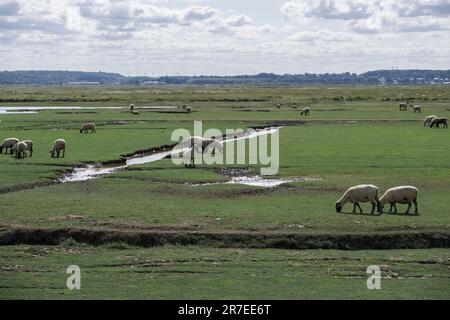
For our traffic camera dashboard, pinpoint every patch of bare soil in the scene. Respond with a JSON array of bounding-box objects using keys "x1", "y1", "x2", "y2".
[{"x1": 0, "y1": 225, "x2": 449, "y2": 250}]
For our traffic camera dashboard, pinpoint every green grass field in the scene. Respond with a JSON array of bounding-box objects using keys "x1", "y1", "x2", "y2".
[{"x1": 1, "y1": 85, "x2": 449, "y2": 299}]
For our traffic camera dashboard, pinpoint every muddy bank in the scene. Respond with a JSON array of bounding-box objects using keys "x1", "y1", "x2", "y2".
[
  {"x1": 0, "y1": 225, "x2": 449, "y2": 250},
  {"x1": 256, "y1": 119, "x2": 421, "y2": 127}
]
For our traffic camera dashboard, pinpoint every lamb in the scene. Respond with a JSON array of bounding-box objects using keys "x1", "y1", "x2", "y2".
[
  {"x1": 379, "y1": 186, "x2": 418, "y2": 215},
  {"x1": 13, "y1": 141, "x2": 30, "y2": 159},
  {"x1": 300, "y1": 107, "x2": 310, "y2": 116},
  {"x1": 412, "y1": 105, "x2": 421, "y2": 113},
  {"x1": 80, "y1": 123, "x2": 96, "y2": 133},
  {"x1": 430, "y1": 117, "x2": 448, "y2": 128},
  {"x1": 50, "y1": 139, "x2": 66, "y2": 158},
  {"x1": 423, "y1": 115, "x2": 437, "y2": 126},
  {"x1": 0, "y1": 138, "x2": 19, "y2": 154},
  {"x1": 11, "y1": 140, "x2": 33, "y2": 157},
  {"x1": 335, "y1": 184, "x2": 381, "y2": 214}
]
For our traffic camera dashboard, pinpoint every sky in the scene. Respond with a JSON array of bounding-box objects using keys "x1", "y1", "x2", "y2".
[{"x1": 0, "y1": 0, "x2": 449, "y2": 75}]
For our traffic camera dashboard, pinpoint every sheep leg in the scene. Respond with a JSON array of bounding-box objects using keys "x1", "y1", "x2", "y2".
[
  {"x1": 393, "y1": 203, "x2": 397, "y2": 214},
  {"x1": 405, "y1": 202, "x2": 412, "y2": 214},
  {"x1": 389, "y1": 203, "x2": 394, "y2": 214},
  {"x1": 352, "y1": 203, "x2": 357, "y2": 213},
  {"x1": 62, "y1": 149, "x2": 65, "y2": 158},
  {"x1": 370, "y1": 201, "x2": 376, "y2": 214},
  {"x1": 356, "y1": 203, "x2": 363, "y2": 214},
  {"x1": 413, "y1": 199, "x2": 418, "y2": 214}
]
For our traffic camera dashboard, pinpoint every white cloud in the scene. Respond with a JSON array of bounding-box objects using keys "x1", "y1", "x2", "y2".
[
  {"x1": 282, "y1": 0, "x2": 450, "y2": 33},
  {"x1": 288, "y1": 30, "x2": 356, "y2": 42},
  {"x1": 1, "y1": 0, "x2": 450, "y2": 75}
]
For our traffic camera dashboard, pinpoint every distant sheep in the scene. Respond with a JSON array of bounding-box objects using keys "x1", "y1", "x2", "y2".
[
  {"x1": 423, "y1": 115, "x2": 437, "y2": 126},
  {"x1": 50, "y1": 139, "x2": 66, "y2": 158},
  {"x1": 276, "y1": 104, "x2": 281, "y2": 109},
  {"x1": 181, "y1": 136, "x2": 224, "y2": 155},
  {"x1": 412, "y1": 105, "x2": 421, "y2": 113},
  {"x1": 185, "y1": 106, "x2": 192, "y2": 113},
  {"x1": 0, "y1": 138, "x2": 19, "y2": 154},
  {"x1": 13, "y1": 141, "x2": 30, "y2": 159},
  {"x1": 335, "y1": 184, "x2": 381, "y2": 214},
  {"x1": 300, "y1": 107, "x2": 310, "y2": 116},
  {"x1": 430, "y1": 117, "x2": 448, "y2": 128},
  {"x1": 11, "y1": 140, "x2": 33, "y2": 157},
  {"x1": 129, "y1": 104, "x2": 135, "y2": 111},
  {"x1": 80, "y1": 123, "x2": 96, "y2": 133},
  {"x1": 379, "y1": 186, "x2": 418, "y2": 214}
]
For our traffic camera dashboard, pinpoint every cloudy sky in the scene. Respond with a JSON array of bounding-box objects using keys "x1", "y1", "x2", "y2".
[{"x1": 0, "y1": 0, "x2": 449, "y2": 75}]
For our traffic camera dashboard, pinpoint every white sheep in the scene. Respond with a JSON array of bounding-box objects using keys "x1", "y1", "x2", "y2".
[
  {"x1": 11, "y1": 140, "x2": 33, "y2": 157},
  {"x1": 335, "y1": 184, "x2": 381, "y2": 214},
  {"x1": 379, "y1": 186, "x2": 418, "y2": 214},
  {"x1": 430, "y1": 117, "x2": 448, "y2": 128},
  {"x1": 184, "y1": 136, "x2": 224, "y2": 154},
  {"x1": 300, "y1": 107, "x2": 310, "y2": 116},
  {"x1": 13, "y1": 141, "x2": 30, "y2": 159},
  {"x1": 80, "y1": 123, "x2": 96, "y2": 133},
  {"x1": 412, "y1": 105, "x2": 421, "y2": 113},
  {"x1": 50, "y1": 139, "x2": 66, "y2": 158},
  {"x1": 423, "y1": 115, "x2": 437, "y2": 126},
  {"x1": 0, "y1": 138, "x2": 19, "y2": 154}
]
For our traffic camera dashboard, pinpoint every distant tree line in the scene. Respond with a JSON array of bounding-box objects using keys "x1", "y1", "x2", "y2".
[{"x1": 0, "y1": 69, "x2": 449, "y2": 85}]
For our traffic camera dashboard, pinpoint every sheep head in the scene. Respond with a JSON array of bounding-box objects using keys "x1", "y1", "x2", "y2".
[{"x1": 335, "y1": 202, "x2": 343, "y2": 213}]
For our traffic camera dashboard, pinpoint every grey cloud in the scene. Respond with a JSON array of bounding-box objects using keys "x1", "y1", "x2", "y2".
[{"x1": 0, "y1": 1, "x2": 19, "y2": 16}]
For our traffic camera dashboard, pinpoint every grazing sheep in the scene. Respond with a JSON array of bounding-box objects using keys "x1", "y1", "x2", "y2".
[
  {"x1": 13, "y1": 141, "x2": 30, "y2": 159},
  {"x1": 335, "y1": 184, "x2": 381, "y2": 214},
  {"x1": 300, "y1": 107, "x2": 310, "y2": 116},
  {"x1": 0, "y1": 138, "x2": 19, "y2": 154},
  {"x1": 185, "y1": 106, "x2": 192, "y2": 113},
  {"x1": 80, "y1": 123, "x2": 96, "y2": 133},
  {"x1": 181, "y1": 104, "x2": 188, "y2": 110},
  {"x1": 399, "y1": 102, "x2": 408, "y2": 111},
  {"x1": 50, "y1": 139, "x2": 66, "y2": 158},
  {"x1": 181, "y1": 136, "x2": 224, "y2": 156},
  {"x1": 412, "y1": 105, "x2": 421, "y2": 113},
  {"x1": 11, "y1": 140, "x2": 33, "y2": 157},
  {"x1": 292, "y1": 104, "x2": 298, "y2": 109},
  {"x1": 430, "y1": 117, "x2": 448, "y2": 128},
  {"x1": 379, "y1": 186, "x2": 418, "y2": 214},
  {"x1": 423, "y1": 115, "x2": 437, "y2": 126}
]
